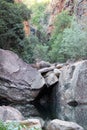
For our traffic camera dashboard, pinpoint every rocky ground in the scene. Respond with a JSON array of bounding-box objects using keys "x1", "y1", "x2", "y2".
[{"x1": 0, "y1": 49, "x2": 87, "y2": 130}]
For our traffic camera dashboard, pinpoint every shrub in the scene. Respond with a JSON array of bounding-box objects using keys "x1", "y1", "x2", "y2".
[
  {"x1": 33, "y1": 44, "x2": 49, "y2": 61},
  {"x1": 0, "y1": 0, "x2": 31, "y2": 51},
  {"x1": 0, "y1": 121, "x2": 42, "y2": 130},
  {"x1": 48, "y1": 11, "x2": 72, "y2": 62},
  {"x1": 59, "y1": 21, "x2": 87, "y2": 61}
]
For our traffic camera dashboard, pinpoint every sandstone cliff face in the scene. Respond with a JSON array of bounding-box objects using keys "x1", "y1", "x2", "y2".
[
  {"x1": 47, "y1": 0, "x2": 87, "y2": 34},
  {"x1": 23, "y1": 21, "x2": 30, "y2": 36},
  {"x1": 47, "y1": 0, "x2": 74, "y2": 34}
]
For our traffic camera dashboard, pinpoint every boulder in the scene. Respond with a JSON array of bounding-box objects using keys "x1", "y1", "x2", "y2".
[
  {"x1": 39, "y1": 66, "x2": 55, "y2": 74},
  {"x1": 53, "y1": 69, "x2": 61, "y2": 77},
  {"x1": 0, "y1": 106, "x2": 23, "y2": 121},
  {"x1": 45, "y1": 72, "x2": 58, "y2": 87},
  {"x1": 19, "y1": 119, "x2": 41, "y2": 129},
  {"x1": 47, "y1": 119, "x2": 84, "y2": 130},
  {"x1": 59, "y1": 60, "x2": 87, "y2": 105},
  {"x1": 0, "y1": 49, "x2": 45, "y2": 103},
  {"x1": 56, "y1": 63, "x2": 64, "y2": 69},
  {"x1": 32, "y1": 60, "x2": 51, "y2": 69}
]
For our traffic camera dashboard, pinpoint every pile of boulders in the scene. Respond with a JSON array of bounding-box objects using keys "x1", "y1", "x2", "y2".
[
  {"x1": 0, "y1": 105, "x2": 84, "y2": 130},
  {"x1": 35, "y1": 60, "x2": 63, "y2": 87},
  {"x1": 0, "y1": 49, "x2": 86, "y2": 130}
]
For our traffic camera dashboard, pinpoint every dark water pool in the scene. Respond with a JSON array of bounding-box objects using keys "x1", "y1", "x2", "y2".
[{"x1": 11, "y1": 101, "x2": 87, "y2": 130}]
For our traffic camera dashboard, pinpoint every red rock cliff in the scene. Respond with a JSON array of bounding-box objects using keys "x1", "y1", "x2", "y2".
[{"x1": 47, "y1": 0, "x2": 87, "y2": 34}]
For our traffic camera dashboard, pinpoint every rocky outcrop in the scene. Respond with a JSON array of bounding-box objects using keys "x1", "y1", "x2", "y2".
[
  {"x1": 47, "y1": 119, "x2": 84, "y2": 130},
  {"x1": 0, "y1": 49, "x2": 45, "y2": 103},
  {"x1": 47, "y1": 0, "x2": 74, "y2": 34},
  {"x1": 75, "y1": 0, "x2": 87, "y2": 28},
  {"x1": 58, "y1": 60, "x2": 87, "y2": 105},
  {"x1": 38, "y1": 64, "x2": 61, "y2": 87},
  {"x1": 0, "y1": 106, "x2": 23, "y2": 121},
  {"x1": 23, "y1": 21, "x2": 30, "y2": 36},
  {"x1": 47, "y1": 0, "x2": 87, "y2": 34}
]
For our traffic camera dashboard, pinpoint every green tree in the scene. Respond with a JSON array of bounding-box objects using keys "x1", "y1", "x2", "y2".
[
  {"x1": 33, "y1": 44, "x2": 49, "y2": 61},
  {"x1": 48, "y1": 11, "x2": 72, "y2": 62},
  {"x1": 21, "y1": 35, "x2": 40, "y2": 63},
  {"x1": 0, "y1": 0, "x2": 31, "y2": 53},
  {"x1": 59, "y1": 21, "x2": 87, "y2": 61}
]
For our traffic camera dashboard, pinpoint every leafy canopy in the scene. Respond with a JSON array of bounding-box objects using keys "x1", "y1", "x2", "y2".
[{"x1": 0, "y1": 0, "x2": 31, "y2": 53}]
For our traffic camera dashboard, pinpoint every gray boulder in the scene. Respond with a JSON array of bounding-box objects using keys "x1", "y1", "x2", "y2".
[
  {"x1": 0, "y1": 49, "x2": 45, "y2": 103},
  {"x1": 59, "y1": 60, "x2": 87, "y2": 105},
  {"x1": 0, "y1": 106, "x2": 23, "y2": 121},
  {"x1": 47, "y1": 119, "x2": 84, "y2": 130},
  {"x1": 45, "y1": 71, "x2": 58, "y2": 87}
]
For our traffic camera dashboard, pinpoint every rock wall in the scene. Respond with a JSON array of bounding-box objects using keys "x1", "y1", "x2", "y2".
[
  {"x1": 47, "y1": 0, "x2": 87, "y2": 34},
  {"x1": 58, "y1": 60, "x2": 87, "y2": 105},
  {"x1": 75, "y1": 0, "x2": 87, "y2": 28}
]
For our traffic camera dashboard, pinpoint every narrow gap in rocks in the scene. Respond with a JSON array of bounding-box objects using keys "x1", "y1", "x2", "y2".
[
  {"x1": 0, "y1": 97, "x2": 12, "y2": 106},
  {"x1": 32, "y1": 84, "x2": 58, "y2": 120}
]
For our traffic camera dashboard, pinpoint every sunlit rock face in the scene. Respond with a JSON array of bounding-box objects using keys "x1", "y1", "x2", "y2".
[
  {"x1": 0, "y1": 49, "x2": 45, "y2": 103},
  {"x1": 23, "y1": 21, "x2": 30, "y2": 36},
  {"x1": 47, "y1": 0, "x2": 87, "y2": 34},
  {"x1": 47, "y1": 0, "x2": 74, "y2": 34}
]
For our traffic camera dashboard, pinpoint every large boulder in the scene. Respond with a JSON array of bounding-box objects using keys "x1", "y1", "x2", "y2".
[
  {"x1": 58, "y1": 60, "x2": 87, "y2": 105},
  {"x1": 0, "y1": 106, "x2": 23, "y2": 121},
  {"x1": 47, "y1": 119, "x2": 84, "y2": 130},
  {"x1": 0, "y1": 49, "x2": 45, "y2": 103}
]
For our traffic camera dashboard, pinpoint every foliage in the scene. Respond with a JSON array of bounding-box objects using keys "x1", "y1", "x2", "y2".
[
  {"x1": 17, "y1": 3, "x2": 31, "y2": 20},
  {"x1": 0, "y1": 121, "x2": 42, "y2": 130},
  {"x1": 30, "y1": 1, "x2": 49, "y2": 31},
  {"x1": 4, "y1": 0, "x2": 14, "y2": 3},
  {"x1": 48, "y1": 11, "x2": 72, "y2": 62},
  {"x1": 20, "y1": 35, "x2": 40, "y2": 63},
  {"x1": 33, "y1": 44, "x2": 49, "y2": 61},
  {"x1": 59, "y1": 21, "x2": 87, "y2": 61},
  {"x1": 49, "y1": 15, "x2": 87, "y2": 62},
  {"x1": 0, "y1": 121, "x2": 26, "y2": 130},
  {"x1": 0, "y1": 0, "x2": 31, "y2": 52}
]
